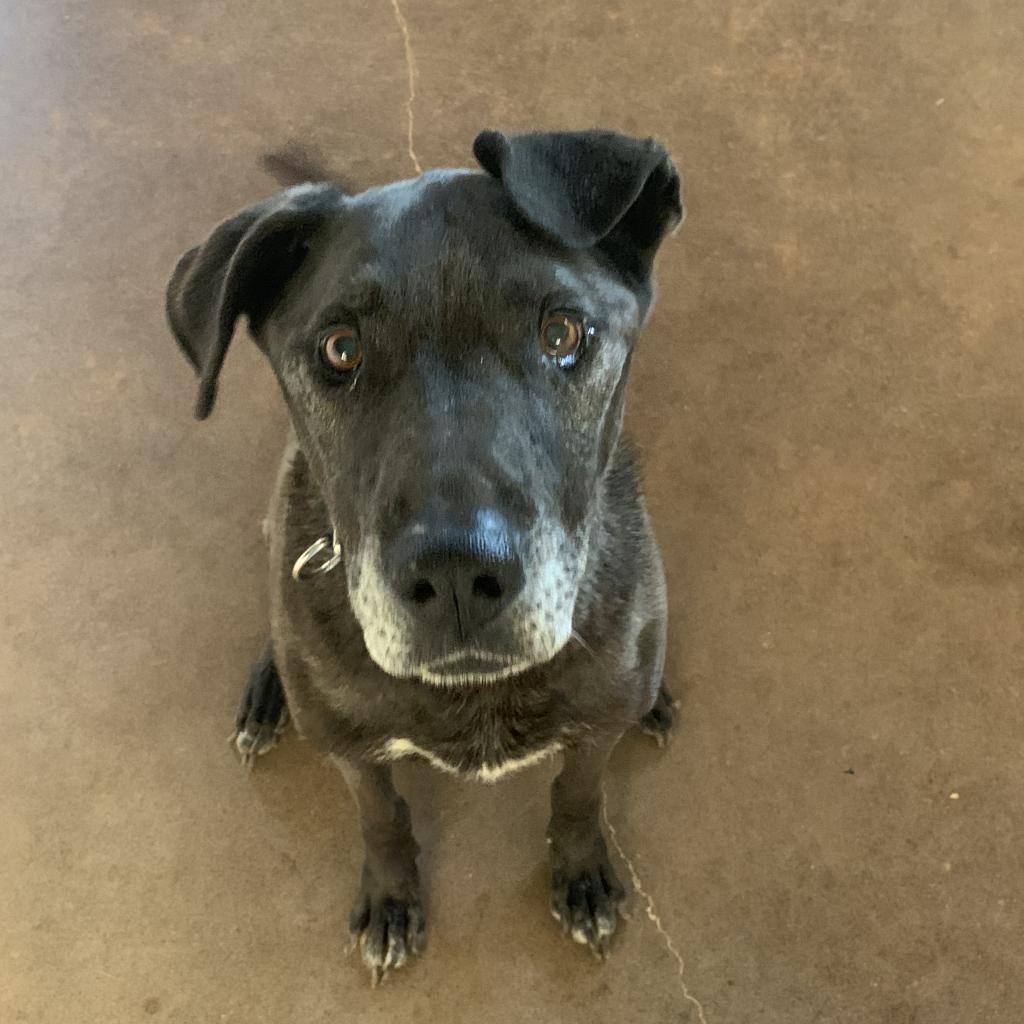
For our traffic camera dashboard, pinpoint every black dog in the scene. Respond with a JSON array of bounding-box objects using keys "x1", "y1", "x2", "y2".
[{"x1": 166, "y1": 129, "x2": 684, "y2": 980}]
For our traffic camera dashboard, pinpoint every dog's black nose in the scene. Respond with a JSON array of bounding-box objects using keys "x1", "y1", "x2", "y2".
[{"x1": 386, "y1": 509, "x2": 525, "y2": 639}]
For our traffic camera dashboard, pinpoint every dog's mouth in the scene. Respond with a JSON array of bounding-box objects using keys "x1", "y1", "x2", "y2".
[{"x1": 417, "y1": 650, "x2": 534, "y2": 686}]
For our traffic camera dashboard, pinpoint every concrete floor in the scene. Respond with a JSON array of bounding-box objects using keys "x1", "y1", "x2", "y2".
[{"x1": 2, "y1": 1, "x2": 1022, "y2": 1021}]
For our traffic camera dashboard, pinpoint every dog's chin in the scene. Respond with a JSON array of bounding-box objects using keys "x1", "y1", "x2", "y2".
[
  {"x1": 363, "y1": 645, "x2": 560, "y2": 687},
  {"x1": 417, "y1": 654, "x2": 537, "y2": 687}
]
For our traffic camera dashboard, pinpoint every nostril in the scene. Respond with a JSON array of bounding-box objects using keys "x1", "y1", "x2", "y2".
[
  {"x1": 472, "y1": 574, "x2": 503, "y2": 601},
  {"x1": 410, "y1": 579, "x2": 437, "y2": 604}
]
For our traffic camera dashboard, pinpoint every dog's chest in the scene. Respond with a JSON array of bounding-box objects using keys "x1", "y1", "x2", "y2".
[
  {"x1": 379, "y1": 736, "x2": 563, "y2": 783},
  {"x1": 372, "y1": 686, "x2": 570, "y2": 783}
]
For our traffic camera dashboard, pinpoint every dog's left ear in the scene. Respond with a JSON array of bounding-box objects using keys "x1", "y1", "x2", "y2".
[
  {"x1": 473, "y1": 129, "x2": 684, "y2": 276},
  {"x1": 166, "y1": 184, "x2": 344, "y2": 419}
]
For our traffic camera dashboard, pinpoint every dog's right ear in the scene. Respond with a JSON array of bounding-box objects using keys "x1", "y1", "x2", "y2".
[
  {"x1": 473, "y1": 129, "x2": 683, "y2": 282},
  {"x1": 166, "y1": 184, "x2": 344, "y2": 419}
]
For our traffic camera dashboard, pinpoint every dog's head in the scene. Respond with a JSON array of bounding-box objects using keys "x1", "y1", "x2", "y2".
[{"x1": 167, "y1": 130, "x2": 683, "y2": 684}]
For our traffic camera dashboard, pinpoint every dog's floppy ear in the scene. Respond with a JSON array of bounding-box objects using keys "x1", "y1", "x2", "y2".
[
  {"x1": 473, "y1": 129, "x2": 683, "y2": 275},
  {"x1": 166, "y1": 184, "x2": 343, "y2": 419}
]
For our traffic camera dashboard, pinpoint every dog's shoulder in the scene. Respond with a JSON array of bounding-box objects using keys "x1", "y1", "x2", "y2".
[{"x1": 581, "y1": 438, "x2": 664, "y2": 610}]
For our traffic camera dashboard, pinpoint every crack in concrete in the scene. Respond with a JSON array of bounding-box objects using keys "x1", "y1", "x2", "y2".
[
  {"x1": 603, "y1": 795, "x2": 710, "y2": 1024},
  {"x1": 388, "y1": 0, "x2": 423, "y2": 174}
]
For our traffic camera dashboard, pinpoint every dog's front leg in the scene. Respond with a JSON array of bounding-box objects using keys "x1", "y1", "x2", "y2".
[
  {"x1": 547, "y1": 734, "x2": 626, "y2": 956},
  {"x1": 334, "y1": 758, "x2": 425, "y2": 983}
]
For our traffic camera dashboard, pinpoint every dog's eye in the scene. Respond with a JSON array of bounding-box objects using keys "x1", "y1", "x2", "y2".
[
  {"x1": 540, "y1": 311, "x2": 588, "y2": 367},
  {"x1": 319, "y1": 328, "x2": 363, "y2": 374}
]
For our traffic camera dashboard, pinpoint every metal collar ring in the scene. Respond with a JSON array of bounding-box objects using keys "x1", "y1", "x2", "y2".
[{"x1": 291, "y1": 535, "x2": 342, "y2": 582}]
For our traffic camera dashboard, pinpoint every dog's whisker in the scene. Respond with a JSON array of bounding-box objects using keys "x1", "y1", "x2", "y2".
[
  {"x1": 571, "y1": 629, "x2": 620, "y2": 690},
  {"x1": 570, "y1": 629, "x2": 597, "y2": 658}
]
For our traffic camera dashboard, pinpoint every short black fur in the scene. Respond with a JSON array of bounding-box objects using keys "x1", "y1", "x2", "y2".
[{"x1": 166, "y1": 129, "x2": 685, "y2": 980}]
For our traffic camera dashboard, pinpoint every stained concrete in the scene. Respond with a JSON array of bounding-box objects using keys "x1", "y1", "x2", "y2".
[{"x1": 2, "y1": 1, "x2": 1022, "y2": 1021}]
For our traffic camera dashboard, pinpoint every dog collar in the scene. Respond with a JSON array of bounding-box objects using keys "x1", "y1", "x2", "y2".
[{"x1": 292, "y1": 534, "x2": 342, "y2": 581}]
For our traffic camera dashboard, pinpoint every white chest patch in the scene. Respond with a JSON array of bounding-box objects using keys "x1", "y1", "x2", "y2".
[{"x1": 381, "y1": 737, "x2": 563, "y2": 783}]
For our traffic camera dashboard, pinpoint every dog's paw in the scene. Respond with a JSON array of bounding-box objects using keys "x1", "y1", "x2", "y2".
[
  {"x1": 231, "y1": 651, "x2": 289, "y2": 769},
  {"x1": 348, "y1": 888, "x2": 426, "y2": 986},
  {"x1": 550, "y1": 842, "x2": 626, "y2": 958},
  {"x1": 639, "y1": 685, "x2": 678, "y2": 747}
]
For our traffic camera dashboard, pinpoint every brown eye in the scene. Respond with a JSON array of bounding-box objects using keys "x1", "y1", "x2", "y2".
[
  {"x1": 540, "y1": 311, "x2": 587, "y2": 366},
  {"x1": 320, "y1": 327, "x2": 363, "y2": 374}
]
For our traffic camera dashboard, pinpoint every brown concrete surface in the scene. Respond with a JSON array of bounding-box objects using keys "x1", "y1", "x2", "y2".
[{"x1": 2, "y1": 1, "x2": 1022, "y2": 1021}]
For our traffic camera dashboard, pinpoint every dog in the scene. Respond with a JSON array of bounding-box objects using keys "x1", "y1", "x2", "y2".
[{"x1": 166, "y1": 129, "x2": 684, "y2": 981}]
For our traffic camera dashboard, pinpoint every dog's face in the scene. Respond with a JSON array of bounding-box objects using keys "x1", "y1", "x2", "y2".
[
  {"x1": 168, "y1": 130, "x2": 683, "y2": 684},
  {"x1": 271, "y1": 173, "x2": 647, "y2": 682}
]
